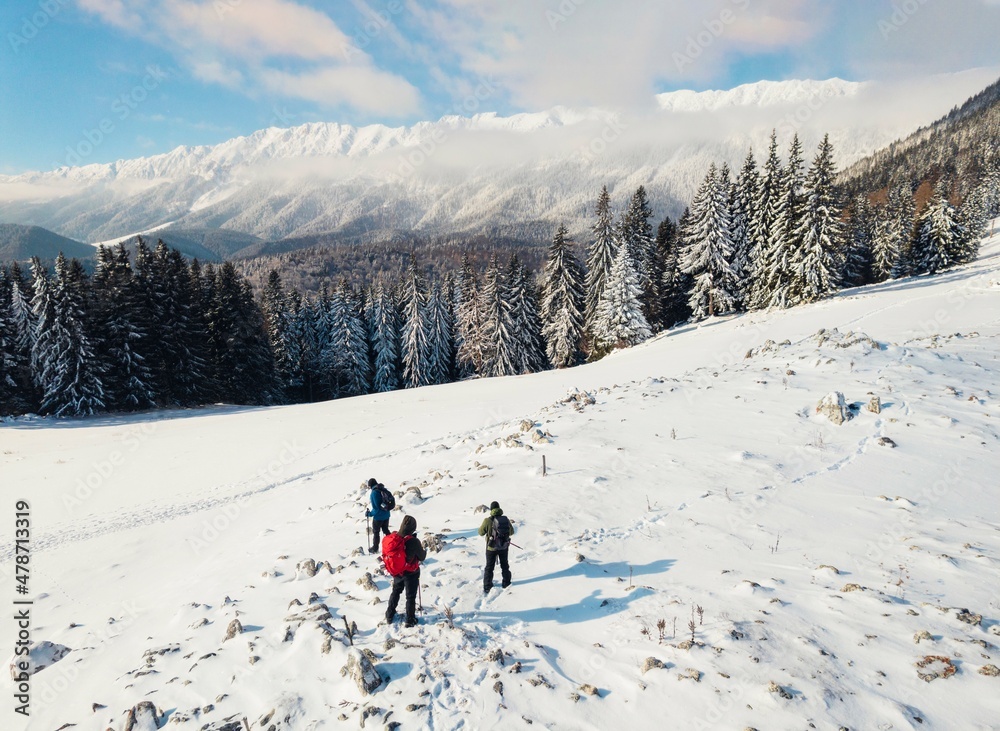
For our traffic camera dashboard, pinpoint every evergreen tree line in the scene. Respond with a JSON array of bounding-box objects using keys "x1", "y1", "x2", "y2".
[
  {"x1": 2, "y1": 135, "x2": 997, "y2": 418},
  {"x1": 0, "y1": 240, "x2": 276, "y2": 417},
  {"x1": 675, "y1": 131, "x2": 998, "y2": 323}
]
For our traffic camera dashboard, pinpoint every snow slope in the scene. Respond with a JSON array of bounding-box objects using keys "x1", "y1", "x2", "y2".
[
  {"x1": 0, "y1": 73, "x2": 995, "y2": 245},
  {"x1": 2, "y1": 223, "x2": 1000, "y2": 731}
]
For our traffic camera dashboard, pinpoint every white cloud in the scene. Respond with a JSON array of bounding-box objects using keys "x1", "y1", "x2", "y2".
[
  {"x1": 259, "y1": 66, "x2": 421, "y2": 115},
  {"x1": 80, "y1": 0, "x2": 422, "y2": 117},
  {"x1": 405, "y1": 0, "x2": 826, "y2": 110}
]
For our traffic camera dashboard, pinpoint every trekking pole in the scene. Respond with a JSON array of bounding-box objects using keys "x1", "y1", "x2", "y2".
[
  {"x1": 366, "y1": 512, "x2": 371, "y2": 549},
  {"x1": 509, "y1": 542, "x2": 523, "y2": 550},
  {"x1": 418, "y1": 582, "x2": 424, "y2": 613}
]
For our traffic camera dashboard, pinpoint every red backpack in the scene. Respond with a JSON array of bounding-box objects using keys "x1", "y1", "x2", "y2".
[{"x1": 382, "y1": 533, "x2": 419, "y2": 576}]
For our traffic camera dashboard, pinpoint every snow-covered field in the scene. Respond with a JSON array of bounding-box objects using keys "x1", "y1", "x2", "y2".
[{"x1": 3, "y1": 222, "x2": 1000, "y2": 731}]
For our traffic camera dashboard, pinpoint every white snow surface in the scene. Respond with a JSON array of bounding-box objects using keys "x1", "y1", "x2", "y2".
[
  {"x1": 2, "y1": 222, "x2": 1000, "y2": 730},
  {"x1": 0, "y1": 73, "x2": 995, "y2": 244}
]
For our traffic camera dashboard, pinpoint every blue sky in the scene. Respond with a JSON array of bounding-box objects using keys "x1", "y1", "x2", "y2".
[{"x1": 1, "y1": 0, "x2": 998, "y2": 174}]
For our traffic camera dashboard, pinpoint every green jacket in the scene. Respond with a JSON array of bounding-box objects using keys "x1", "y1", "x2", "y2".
[{"x1": 478, "y1": 507, "x2": 515, "y2": 551}]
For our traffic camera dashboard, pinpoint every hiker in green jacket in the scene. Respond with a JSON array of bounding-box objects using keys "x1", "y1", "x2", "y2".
[{"x1": 478, "y1": 501, "x2": 515, "y2": 594}]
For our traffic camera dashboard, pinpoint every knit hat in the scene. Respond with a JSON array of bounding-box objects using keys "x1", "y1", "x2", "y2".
[
  {"x1": 368, "y1": 478, "x2": 378, "y2": 488},
  {"x1": 400, "y1": 515, "x2": 417, "y2": 536},
  {"x1": 490, "y1": 501, "x2": 500, "y2": 510}
]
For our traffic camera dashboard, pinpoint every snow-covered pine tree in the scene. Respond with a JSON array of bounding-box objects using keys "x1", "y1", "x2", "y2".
[
  {"x1": 870, "y1": 206, "x2": 898, "y2": 283},
  {"x1": 335, "y1": 281, "x2": 372, "y2": 397},
  {"x1": 31, "y1": 254, "x2": 106, "y2": 417},
  {"x1": 913, "y1": 181, "x2": 960, "y2": 275},
  {"x1": 454, "y1": 254, "x2": 485, "y2": 378},
  {"x1": 791, "y1": 134, "x2": 845, "y2": 303},
  {"x1": 541, "y1": 224, "x2": 586, "y2": 368},
  {"x1": 506, "y1": 255, "x2": 546, "y2": 374},
  {"x1": 887, "y1": 182, "x2": 917, "y2": 278},
  {"x1": 657, "y1": 215, "x2": 692, "y2": 329},
  {"x1": 262, "y1": 269, "x2": 296, "y2": 400},
  {"x1": 730, "y1": 150, "x2": 759, "y2": 311},
  {"x1": 623, "y1": 186, "x2": 658, "y2": 325},
  {"x1": 584, "y1": 185, "x2": 618, "y2": 339},
  {"x1": 2, "y1": 262, "x2": 36, "y2": 412},
  {"x1": 680, "y1": 164, "x2": 738, "y2": 320},
  {"x1": 954, "y1": 181, "x2": 990, "y2": 263},
  {"x1": 206, "y1": 262, "x2": 276, "y2": 404},
  {"x1": 155, "y1": 244, "x2": 212, "y2": 406},
  {"x1": 92, "y1": 244, "x2": 155, "y2": 411},
  {"x1": 759, "y1": 134, "x2": 806, "y2": 309},
  {"x1": 592, "y1": 223, "x2": 652, "y2": 351},
  {"x1": 748, "y1": 132, "x2": 782, "y2": 310},
  {"x1": 0, "y1": 270, "x2": 17, "y2": 415},
  {"x1": 425, "y1": 280, "x2": 455, "y2": 385},
  {"x1": 843, "y1": 195, "x2": 873, "y2": 288},
  {"x1": 368, "y1": 281, "x2": 401, "y2": 393},
  {"x1": 479, "y1": 256, "x2": 518, "y2": 378},
  {"x1": 401, "y1": 256, "x2": 433, "y2": 388}
]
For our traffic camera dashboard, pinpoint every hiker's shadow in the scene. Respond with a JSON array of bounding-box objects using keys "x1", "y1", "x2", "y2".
[
  {"x1": 515, "y1": 558, "x2": 674, "y2": 585},
  {"x1": 459, "y1": 586, "x2": 655, "y2": 626}
]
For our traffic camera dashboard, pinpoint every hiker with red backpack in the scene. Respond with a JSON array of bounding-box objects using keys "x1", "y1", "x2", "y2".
[
  {"x1": 382, "y1": 514, "x2": 426, "y2": 627},
  {"x1": 479, "y1": 501, "x2": 515, "y2": 594},
  {"x1": 365, "y1": 478, "x2": 394, "y2": 554}
]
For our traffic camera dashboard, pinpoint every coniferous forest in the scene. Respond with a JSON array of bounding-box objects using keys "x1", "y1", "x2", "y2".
[{"x1": 2, "y1": 130, "x2": 998, "y2": 418}]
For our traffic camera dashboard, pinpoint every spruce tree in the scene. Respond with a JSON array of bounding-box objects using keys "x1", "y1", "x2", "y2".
[
  {"x1": 749, "y1": 132, "x2": 782, "y2": 310},
  {"x1": 680, "y1": 164, "x2": 737, "y2": 320},
  {"x1": 541, "y1": 224, "x2": 586, "y2": 368},
  {"x1": 32, "y1": 255, "x2": 106, "y2": 417},
  {"x1": 846, "y1": 195, "x2": 875, "y2": 286},
  {"x1": 454, "y1": 254, "x2": 485, "y2": 377},
  {"x1": 426, "y1": 280, "x2": 455, "y2": 385},
  {"x1": 658, "y1": 215, "x2": 692, "y2": 328},
  {"x1": 623, "y1": 186, "x2": 658, "y2": 325},
  {"x1": 584, "y1": 185, "x2": 618, "y2": 338},
  {"x1": 401, "y1": 256, "x2": 432, "y2": 388},
  {"x1": 2, "y1": 262, "x2": 36, "y2": 412},
  {"x1": 758, "y1": 134, "x2": 805, "y2": 309},
  {"x1": 888, "y1": 182, "x2": 917, "y2": 278},
  {"x1": 0, "y1": 271, "x2": 16, "y2": 415},
  {"x1": 592, "y1": 228, "x2": 651, "y2": 351},
  {"x1": 913, "y1": 181, "x2": 960, "y2": 275},
  {"x1": 507, "y1": 255, "x2": 546, "y2": 374},
  {"x1": 368, "y1": 281, "x2": 401, "y2": 393},
  {"x1": 791, "y1": 134, "x2": 845, "y2": 303},
  {"x1": 480, "y1": 256, "x2": 518, "y2": 377},
  {"x1": 262, "y1": 269, "x2": 296, "y2": 400},
  {"x1": 92, "y1": 244, "x2": 155, "y2": 411},
  {"x1": 731, "y1": 150, "x2": 759, "y2": 311}
]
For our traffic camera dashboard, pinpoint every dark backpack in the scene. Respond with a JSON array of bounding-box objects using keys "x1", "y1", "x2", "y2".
[
  {"x1": 382, "y1": 533, "x2": 418, "y2": 576},
  {"x1": 375, "y1": 486, "x2": 395, "y2": 512},
  {"x1": 488, "y1": 515, "x2": 512, "y2": 551}
]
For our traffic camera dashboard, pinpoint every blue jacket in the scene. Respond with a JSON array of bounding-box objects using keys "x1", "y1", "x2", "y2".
[{"x1": 369, "y1": 488, "x2": 391, "y2": 522}]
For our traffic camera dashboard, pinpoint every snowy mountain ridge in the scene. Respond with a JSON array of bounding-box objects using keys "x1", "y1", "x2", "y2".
[{"x1": 0, "y1": 74, "x2": 993, "y2": 245}]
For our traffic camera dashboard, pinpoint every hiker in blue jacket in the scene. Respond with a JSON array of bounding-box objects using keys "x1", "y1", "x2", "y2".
[{"x1": 366, "y1": 478, "x2": 392, "y2": 553}]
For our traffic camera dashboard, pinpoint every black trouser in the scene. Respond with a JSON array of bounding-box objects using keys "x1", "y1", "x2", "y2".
[
  {"x1": 386, "y1": 570, "x2": 419, "y2": 622},
  {"x1": 484, "y1": 549, "x2": 511, "y2": 592},
  {"x1": 371, "y1": 519, "x2": 390, "y2": 551}
]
